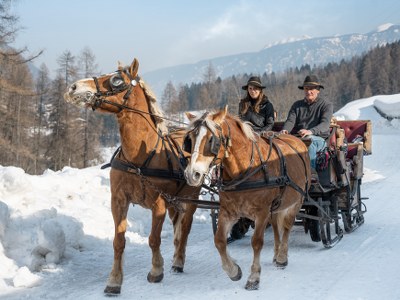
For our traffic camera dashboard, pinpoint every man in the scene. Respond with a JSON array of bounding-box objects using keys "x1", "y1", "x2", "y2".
[{"x1": 281, "y1": 75, "x2": 333, "y2": 169}]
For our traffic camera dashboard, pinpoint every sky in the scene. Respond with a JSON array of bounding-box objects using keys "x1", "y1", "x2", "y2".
[
  {"x1": 1, "y1": 94, "x2": 400, "y2": 299},
  {"x1": 11, "y1": 0, "x2": 400, "y2": 77}
]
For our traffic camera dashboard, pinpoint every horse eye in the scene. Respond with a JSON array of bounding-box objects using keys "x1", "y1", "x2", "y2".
[{"x1": 110, "y1": 75, "x2": 125, "y2": 87}]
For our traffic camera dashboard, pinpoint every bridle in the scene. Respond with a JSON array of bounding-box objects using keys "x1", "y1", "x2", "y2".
[
  {"x1": 91, "y1": 68, "x2": 141, "y2": 112},
  {"x1": 184, "y1": 112, "x2": 231, "y2": 165}
]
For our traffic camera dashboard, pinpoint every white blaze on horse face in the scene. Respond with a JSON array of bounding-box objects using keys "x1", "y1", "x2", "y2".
[
  {"x1": 184, "y1": 126, "x2": 214, "y2": 187},
  {"x1": 64, "y1": 77, "x2": 98, "y2": 108}
]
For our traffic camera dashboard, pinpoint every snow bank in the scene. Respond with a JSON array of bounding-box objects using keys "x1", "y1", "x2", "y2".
[{"x1": 334, "y1": 94, "x2": 400, "y2": 132}]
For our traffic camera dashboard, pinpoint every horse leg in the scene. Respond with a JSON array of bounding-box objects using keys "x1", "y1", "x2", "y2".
[
  {"x1": 214, "y1": 212, "x2": 242, "y2": 281},
  {"x1": 147, "y1": 197, "x2": 167, "y2": 283},
  {"x1": 273, "y1": 205, "x2": 299, "y2": 268},
  {"x1": 270, "y1": 213, "x2": 282, "y2": 266},
  {"x1": 104, "y1": 195, "x2": 129, "y2": 295},
  {"x1": 169, "y1": 203, "x2": 197, "y2": 273},
  {"x1": 245, "y1": 214, "x2": 269, "y2": 290}
]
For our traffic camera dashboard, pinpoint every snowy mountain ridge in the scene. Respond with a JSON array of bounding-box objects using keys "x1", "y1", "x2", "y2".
[{"x1": 144, "y1": 23, "x2": 400, "y2": 97}]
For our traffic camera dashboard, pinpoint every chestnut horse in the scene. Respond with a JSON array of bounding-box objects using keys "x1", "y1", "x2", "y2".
[
  {"x1": 64, "y1": 58, "x2": 200, "y2": 295},
  {"x1": 184, "y1": 107, "x2": 310, "y2": 290}
]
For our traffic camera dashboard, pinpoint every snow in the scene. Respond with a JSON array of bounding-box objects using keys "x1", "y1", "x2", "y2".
[
  {"x1": 1, "y1": 94, "x2": 400, "y2": 299},
  {"x1": 376, "y1": 23, "x2": 394, "y2": 32}
]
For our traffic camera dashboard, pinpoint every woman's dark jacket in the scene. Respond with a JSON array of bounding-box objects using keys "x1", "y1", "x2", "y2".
[{"x1": 238, "y1": 96, "x2": 275, "y2": 132}]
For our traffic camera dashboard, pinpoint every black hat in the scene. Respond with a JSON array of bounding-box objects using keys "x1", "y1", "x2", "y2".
[
  {"x1": 298, "y1": 75, "x2": 324, "y2": 90},
  {"x1": 242, "y1": 76, "x2": 266, "y2": 90}
]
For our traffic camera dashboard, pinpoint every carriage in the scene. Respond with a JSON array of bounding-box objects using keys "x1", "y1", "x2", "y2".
[
  {"x1": 64, "y1": 58, "x2": 372, "y2": 293},
  {"x1": 222, "y1": 119, "x2": 372, "y2": 248}
]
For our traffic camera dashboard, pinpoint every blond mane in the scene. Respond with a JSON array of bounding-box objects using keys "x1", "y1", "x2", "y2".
[
  {"x1": 190, "y1": 111, "x2": 256, "y2": 142},
  {"x1": 139, "y1": 79, "x2": 168, "y2": 135}
]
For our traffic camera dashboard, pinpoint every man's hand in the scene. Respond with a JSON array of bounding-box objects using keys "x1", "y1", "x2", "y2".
[
  {"x1": 280, "y1": 129, "x2": 288, "y2": 134},
  {"x1": 298, "y1": 129, "x2": 312, "y2": 138}
]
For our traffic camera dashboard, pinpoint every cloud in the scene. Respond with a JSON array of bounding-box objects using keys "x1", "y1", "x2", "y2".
[
  {"x1": 201, "y1": 2, "x2": 251, "y2": 41},
  {"x1": 202, "y1": 16, "x2": 237, "y2": 41}
]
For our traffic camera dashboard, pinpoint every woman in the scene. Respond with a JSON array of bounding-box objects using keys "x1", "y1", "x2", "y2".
[
  {"x1": 230, "y1": 76, "x2": 275, "y2": 240},
  {"x1": 239, "y1": 76, "x2": 275, "y2": 132}
]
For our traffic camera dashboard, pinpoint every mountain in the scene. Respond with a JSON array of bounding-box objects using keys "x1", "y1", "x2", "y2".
[{"x1": 143, "y1": 23, "x2": 400, "y2": 97}]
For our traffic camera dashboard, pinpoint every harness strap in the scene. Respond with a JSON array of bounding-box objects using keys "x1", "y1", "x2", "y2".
[
  {"x1": 254, "y1": 140, "x2": 269, "y2": 183},
  {"x1": 165, "y1": 134, "x2": 189, "y2": 171},
  {"x1": 141, "y1": 133, "x2": 161, "y2": 169},
  {"x1": 221, "y1": 175, "x2": 288, "y2": 191},
  {"x1": 111, "y1": 157, "x2": 186, "y2": 180}
]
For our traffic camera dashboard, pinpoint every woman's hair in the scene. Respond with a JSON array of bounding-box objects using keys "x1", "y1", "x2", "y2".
[{"x1": 239, "y1": 90, "x2": 266, "y2": 114}]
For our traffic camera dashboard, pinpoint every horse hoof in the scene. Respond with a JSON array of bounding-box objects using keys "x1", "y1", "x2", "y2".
[
  {"x1": 273, "y1": 258, "x2": 288, "y2": 269},
  {"x1": 104, "y1": 285, "x2": 121, "y2": 296},
  {"x1": 171, "y1": 266, "x2": 184, "y2": 273},
  {"x1": 245, "y1": 280, "x2": 259, "y2": 290},
  {"x1": 230, "y1": 265, "x2": 242, "y2": 281},
  {"x1": 147, "y1": 272, "x2": 164, "y2": 283}
]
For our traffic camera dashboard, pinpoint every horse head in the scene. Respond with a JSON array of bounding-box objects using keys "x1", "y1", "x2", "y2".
[
  {"x1": 64, "y1": 58, "x2": 143, "y2": 113},
  {"x1": 184, "y1": 106, "x2": 230, "y2": 187},
  {"x1": 64, "y1": 58, "x2": 167, "y2": 135}
]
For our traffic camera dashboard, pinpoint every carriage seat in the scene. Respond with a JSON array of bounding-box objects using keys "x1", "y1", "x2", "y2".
[
  {"x1": 272, "y1": 119, "x2": 372, "y2": 159},
  {"x1": 272, "y1": 119, "x2": 372, "y2": 190}
]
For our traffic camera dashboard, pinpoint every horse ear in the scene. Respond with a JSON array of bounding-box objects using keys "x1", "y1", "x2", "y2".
[
  {"x1": 186, "y1": 112, "x2": 196, "y2": 121},
  {"x1": 129, "y1": 58, "x2": 139, "y2": 77},
  {"x1": 213, "y1": 106, "x2": 228, "y2": 125},
  {"x1": 117, "y1": 61, "x2": 124, "y2": 70}
]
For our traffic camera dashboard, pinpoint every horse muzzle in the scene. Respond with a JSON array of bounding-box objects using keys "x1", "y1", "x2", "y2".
[
  {"x1": 184, "y1": 167, "x2": 205, "y2": 187},
  {"x1": 64, "y1": 89, "x2": 96, "y2": 108}
]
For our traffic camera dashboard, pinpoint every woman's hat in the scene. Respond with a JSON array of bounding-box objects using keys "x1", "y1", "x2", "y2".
[
  {"x1": 242, "y1": 76, "x2": 266, "y2": 90},
  {"x1": 298, "y1": 75, "x2": 324, "y2": 90}
]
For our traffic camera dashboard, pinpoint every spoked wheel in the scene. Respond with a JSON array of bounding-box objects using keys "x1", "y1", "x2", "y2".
[
  {"x1": 317, "y1": 196, "x2": 343, "y2": 248},
  {"x1": 341, "y1": 179, "x2": 366, "y2": 233},
  {"x1": 230, "y1": 218, "x2": 252, "y2": 240},
  {"x1": 304, "y1": 206, "x2": 321, "y2": 242}
]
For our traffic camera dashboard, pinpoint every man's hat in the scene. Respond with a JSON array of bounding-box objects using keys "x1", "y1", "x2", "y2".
[
  {"x1": 298, "y1": 75, "x2": 324, "y2": 90},
  {"x1": 242, "y1": 76, "x2": 266, "y2": 90}
]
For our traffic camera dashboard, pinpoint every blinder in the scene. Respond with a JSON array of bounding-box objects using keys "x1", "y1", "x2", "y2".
[
  {"x1": 183, "y1": 135, "x2": 192, "y2": 153},
  {"x1": 182, "y1": 133, "x2": 221, "y2": 156},
  {"x1": 109, "y1": 73, "x2": 128, "y2": 92},
  {"x1": 209, "y1": 135, "x2": 221, "y2": 156}
]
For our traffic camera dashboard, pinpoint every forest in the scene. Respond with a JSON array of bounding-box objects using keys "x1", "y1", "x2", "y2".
[{"x1": 1, "y1": 0, "x2": 400, "y2": 174}]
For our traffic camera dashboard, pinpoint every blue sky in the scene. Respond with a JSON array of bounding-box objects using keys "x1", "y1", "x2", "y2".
[{"x1": 12, "y1": 0, "x2": 400, "y2": 77}]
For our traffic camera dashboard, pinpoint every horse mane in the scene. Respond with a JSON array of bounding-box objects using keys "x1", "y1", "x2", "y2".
[
  {"x1": 190, "y1": 110, "x2": 257, "y2": 142},
  {"x1": 138, "y1": 79, "x2": 168, "y2": 135},
  {"x1": 229, "y1": 115, "x2": 257, "y2": 142}
]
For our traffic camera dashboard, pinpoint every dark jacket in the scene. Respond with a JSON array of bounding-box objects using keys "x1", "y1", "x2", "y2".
[
  {"x1": 282, "y1": 97, "x2": 333, "y2": 138},
  {"x1": 239, "y1": 96, "x2": 275, "y2": 132}
]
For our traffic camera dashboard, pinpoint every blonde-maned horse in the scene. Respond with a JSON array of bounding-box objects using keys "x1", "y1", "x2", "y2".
[
  {"x1": 184, "y1": 107, "x2": 310, "y2": 290},
  {"x1": 64, "y1": 58, "x2": 200, "y2": 295}
]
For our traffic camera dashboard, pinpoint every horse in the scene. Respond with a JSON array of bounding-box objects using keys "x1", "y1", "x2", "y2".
[
  {"x1": 183, "y1": 107, "x2": 311, "y2": 290},
  {"x1": 64, "y1": 58, "x2": 201, "y2": 295}
]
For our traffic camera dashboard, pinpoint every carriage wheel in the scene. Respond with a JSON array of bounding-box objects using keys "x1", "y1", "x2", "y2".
[
  {"x1": 318, "y1": 196, "x2": 343, "y2": 248},
  {"x1": 230, "y1": 218, "x2": 252, "y2": 240},
  {"x1": 304, "y1": 207, "x2": 321, "y2": 242},
  {"x1": 341, "y1": 179, "x2": 365, "y2": 233}
]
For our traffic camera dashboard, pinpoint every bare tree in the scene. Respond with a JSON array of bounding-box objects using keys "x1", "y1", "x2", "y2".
[
  {"x1": 33, "y1": 64, "x2": 50, "y2": 174},
  {"x1": 78, "y1": 47, "x2": 101, "y2": 167},
  {"x1": 162, "y1": 81, "x2": 179, "y2": 115}
]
